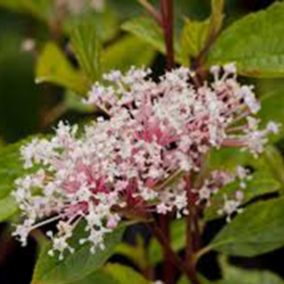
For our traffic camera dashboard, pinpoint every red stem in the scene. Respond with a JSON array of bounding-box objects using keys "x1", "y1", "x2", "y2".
[
  {"x1": 185, "y1": 175, "x2": 201, "y2": 284},
  {"x1": 159, "y1": 215, "x2": 175, "y2": 284},
  {"x1": 160, "y1": 0, "x2": 174, "y2": 69}
]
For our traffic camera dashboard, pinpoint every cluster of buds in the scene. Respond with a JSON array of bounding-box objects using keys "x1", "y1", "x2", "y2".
[{"x1": 12, "y1": 64, "x2": 278, "y2": 259}]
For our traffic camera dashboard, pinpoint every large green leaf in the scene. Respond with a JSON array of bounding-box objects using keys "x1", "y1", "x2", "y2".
[
  {"x1": 217, "y1": 258, "x2": 284, "y2": 284},
  {"x1": 209, "y1": 198, "x2": 284, "y2": 257},
  {"x1": 70, "y1": 22, "x2": 102, "y2": 83},
  {"x1": 36, "y1": 42, "x2": 88, "y2": 95},
  {"x1": 207, "y1": 2, "x2": 284, "y2": 77},
  {"x1": 32, "y1": 225, "x2": 124, "y2": 284},
  {"x1": 102, "y1": 35, "x2": 156, "y2": 72}
]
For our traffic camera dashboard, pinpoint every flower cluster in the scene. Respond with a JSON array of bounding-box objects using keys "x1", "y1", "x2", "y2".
[{"x1": 12, "y1": 64, "x2": 278, "y2": 259}]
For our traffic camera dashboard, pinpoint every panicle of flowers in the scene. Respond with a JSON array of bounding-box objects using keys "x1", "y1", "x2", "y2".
[{"x1": 12, "y1": 63, "x2": 278, "y2": 258}]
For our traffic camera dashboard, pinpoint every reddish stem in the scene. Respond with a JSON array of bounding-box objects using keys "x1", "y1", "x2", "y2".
[
  {"x1": 159, "y1": 215, "x2": 175, "y2": 284},
  {"x1": 160, "y1": 0, "x2": 174, "y2": 69},
  {"x1": 185, "y1": 175, "x2": 201, "y2": 284}
]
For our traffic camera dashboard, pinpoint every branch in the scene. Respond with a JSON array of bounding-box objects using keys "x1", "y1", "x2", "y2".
[{"x1": 160, "y1": 0, "x2": 174, "y2": 69}]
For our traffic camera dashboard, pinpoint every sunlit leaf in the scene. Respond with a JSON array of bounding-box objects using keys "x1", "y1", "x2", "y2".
[
  {"x1": 207, "y1": 2, "x2": 284, "y2": 77},
  {"x1": 36, "y1": 42, "x2": 88, "y2": 95}
]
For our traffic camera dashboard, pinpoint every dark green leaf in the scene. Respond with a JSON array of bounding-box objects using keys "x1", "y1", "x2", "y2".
[
  {"x1": 32, "y1": 225, "x2": 124, "y2": 284},
  {"x1": 207, "y1": 2, "x2": 284, "y2": 77},
  {"x1": 210, "y1": 198, "x2": 284, "y2": 257}
]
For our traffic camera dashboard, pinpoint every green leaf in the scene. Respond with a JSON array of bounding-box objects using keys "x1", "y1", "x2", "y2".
[
  {"x1": 0, "y1": 138, "x2": 37, "y2": 221},
  {"x1": 102, "y1": 35, "x2": 156, "y2": 72},
  {"x1": 257, "y1": 79, "x2": 284, "y2": 140},
  {"x1": 204, "y1": 170, "x2": 280, "y2": 221},
  {"x1": 0, "y1": 195, "x2": 18, "y2": 222},
  {"x1": 122, "y1": 17, "x2": 182, "y2": 63},
  {"x1": 207, "y1": 2, "x2": 284, "y2": 77},
  {"x1": 114, "y1": 236, "x2": 147, "y2": 271},
  {"x1": 209, "y1": 0, "x2": 225, "y2": 40},
  {"x1": 69, "y1": 270, "x2": 118, "y2": 284},
  {"x1": 218, "y1": 258, "x2": 284, "y2": 284},
  {"x1": 263, "y1": 146, "x2": 284, "y2": 192},
  {"x1": 0, "y1": 0, "x2": 52, "y2": 21},
  {"x1": 179, "y1": 0, "x2": 224, "y2": 65},
  {"x1": 210, "y1": 198, "x2": 284, "y2": 257},
  {"x1": 32, "y1": 225, "x2": 124, "y2": 284},
  {"x1": 104, "y1": 263, "x2": 149, "y2": 284},
  {"x1": 70, "y1": 22, "x2": 102, "y2": 83},
  {"x1": 180, "y1": 18, "x2": 210, "y2": 64},
  {"x1": 36, "y1": 42, "x2": 88, "y2": 95},
  {"x1": 122, "y1": 17, "x2": 165, "y2": 54}
]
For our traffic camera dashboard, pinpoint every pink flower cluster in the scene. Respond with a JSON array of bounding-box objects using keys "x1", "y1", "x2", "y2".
[{"x1": 12, "y1": 64, "x2": 278, "y2": 259}]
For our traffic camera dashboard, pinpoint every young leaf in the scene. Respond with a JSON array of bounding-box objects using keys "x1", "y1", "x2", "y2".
[
  {"x1": 70, "y1": 22, "x2": 102, "y2": 83},
  {"x1": 121, "y1": 17, "x2": 183, "y2": 63},
  {"x1": 180, "y1": 18, "x2": 210, "y2": 65},
  {"x1": 209, "y1": 198, "x2": 284, "y2": 257},
  {"x1": 104, "y1": 263, "x2": 149, "y2": 284},
  {"x1": 32, "y1": 225, "x2": 124, "y2": 284},
  {"x1": 122, "y1": 17, "x2": 165, "y2": 54},
  {"x1": 179, "y1": 0, "x2": 224, "y2": 66},
  {"x1": 207, "y1": 2, "x2": 284, "y2": 77},
  {"x1": 36, "y1": 42, "x2": 88, "y2": 95},
  {"x1": 102, "y1": 35, "x2": 156, "y2": 72}
]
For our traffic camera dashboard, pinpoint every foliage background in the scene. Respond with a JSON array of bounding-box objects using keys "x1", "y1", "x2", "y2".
[{"x1": 1, "y1": 0, "x2": 284, "y2": 283}]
